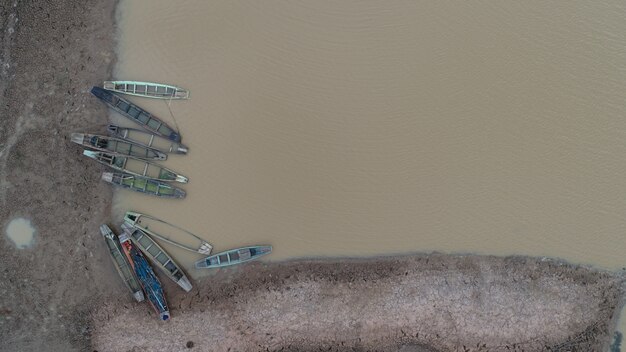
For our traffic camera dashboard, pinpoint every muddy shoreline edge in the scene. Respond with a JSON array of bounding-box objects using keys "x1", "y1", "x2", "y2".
[{"x1": 0, "y1": 1, "x2": 624, "y2": 351}]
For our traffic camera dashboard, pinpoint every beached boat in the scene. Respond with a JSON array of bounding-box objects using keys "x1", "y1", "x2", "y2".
[
  {"x1": 71, "y1": 133, "x2": 167, "y2": 161},
  {"x1": 99, "y1": 224, "x2": 145, "y2": 302},
  {"x1": 119, "y1": 231, "x2": 170, "y2": 321},
  {"x1": 121, "y1": 223, "x2": 192, "y2": 292},
  {"x1": 103, "y1": 81, "x2": 190, "y2": 100},
  {"x1": 101, "y1": 172, "x2": 186, "y2": 199},
  {"x1": 107, "y1": 125, "x2": 188, "y2": 154},
  {"x1": 195, "y1": 246, "x2": 272, "y2": 269},
  {"x1": 123, "y1": 211, "x2": 212, "y2": 255},
  {"x1": 82, "y1": 150, "x2": 188, "y2": 183},
  {"x1": 91, "y1": 86, "x2": 181, "y2": 142}
]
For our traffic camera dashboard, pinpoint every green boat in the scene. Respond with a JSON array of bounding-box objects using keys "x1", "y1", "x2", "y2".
[
  {"x1": 107, "y1": 125, "x2": 188, "y2": 154},
  {"x1": 103, "y1": 81, "x2": 189, "y2": 100},
  {"x1": 121, "y1": 223, "x2": 193, "y2": 292},
  {"x1": 71, "y1": 133, "x2": 167, "y2": 161},
  {"x1": 101, "y1": 172, "x2": 186, "y2": 199},
  {"x1": 82, "y1": 150, "x2": 188, "y2": 183},
  {"x1": 99, "y1": 224, "x2": 145, "y2": 302},
  {"x1": 195, "y1": 246, "x2": 272, "y2": 269}
]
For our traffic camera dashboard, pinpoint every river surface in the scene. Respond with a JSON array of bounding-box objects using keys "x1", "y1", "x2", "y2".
[{"x1": 112, "y1": 0, "x2": 626, "y2": 330}]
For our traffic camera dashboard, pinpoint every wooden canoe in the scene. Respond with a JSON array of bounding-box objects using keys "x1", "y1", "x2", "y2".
[
  {"x1": 71, "y1": 133, "x2": 167, "y2": 161},
  {"x1": 91, "y1": 86, "x2": 181, "y2": 142},
  {"x1": 101, "y1": 172, "x2": 186, "y2": 199},
  {"x1": 103, "y1": 81, "x2": 189, "y2": 100},
  {"x1": 99, "y1": 224, "x2": 145, "y2": 302},
  {"x1": 121, "y1": 223, "x2": 192, "y2": 292},
  {"x1": 107, "y1": 125, "x2": 188, "y2": 154},
  {"x1": 118, "y1": 230, "x2": 170, "y2": 321},
  {"x1": 123, "y1": 211, "x2": 212, "y2": 255},
  {"x1": 82, "y1": 150, "x2": 188, "y2": 183},
  {"x1": 195, "y1": 246, "x2": 272, "y2": 269}
]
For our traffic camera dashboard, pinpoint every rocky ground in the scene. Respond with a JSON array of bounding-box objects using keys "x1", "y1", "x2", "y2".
[{"x1": 0, "y1": 1, "x2": 625, "y2": 352}]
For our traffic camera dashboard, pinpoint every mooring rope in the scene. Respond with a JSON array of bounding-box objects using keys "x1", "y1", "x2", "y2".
[{"x1": 164, "y1": 95, "x2": 182, "y2": 135}]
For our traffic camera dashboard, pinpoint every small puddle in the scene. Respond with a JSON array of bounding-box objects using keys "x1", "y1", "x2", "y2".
[{"x1": 5, "y1": 217, "x2": 36, "y2": 249}]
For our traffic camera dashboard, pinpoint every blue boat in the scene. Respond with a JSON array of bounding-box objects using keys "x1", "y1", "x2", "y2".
[
  {"x1": 119, "y1": 231, "x2": 170, "y2": 321},
  {"x1": 91, "y1": 86, "x2": 181, "y2": 142},
  {"x1": 195, "y1": 245, "x2": 272, "y2": 269}
]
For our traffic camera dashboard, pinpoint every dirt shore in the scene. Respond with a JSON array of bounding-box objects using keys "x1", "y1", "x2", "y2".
[
  {"x1": 92, "y1": 255, "x2": 625, "y2": 352},
  {"x1": 0, "y1": 1, "x2": 118, "y2": 351},
  {"x1": 0, "y1": 2, "x2": 625, "y2": 352}
]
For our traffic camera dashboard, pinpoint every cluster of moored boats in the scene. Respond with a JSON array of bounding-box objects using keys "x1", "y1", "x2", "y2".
[
  {"x1": 77, "y1": 80, "x2": 272, "y2": 320},
  {"x1": 102, "y1": 211, "x2": 272, "y2": 321},
  {"x1": 72, "y1": 81, "x2": 190, "y2": 198}
]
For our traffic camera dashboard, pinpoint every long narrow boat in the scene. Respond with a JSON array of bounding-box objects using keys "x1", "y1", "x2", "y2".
[
  {"x1": 107, "y1": 125, "x2": 188, "y2": 154},
  {"x1": 91, "y1": 86, "x2": 181, "y2": 142},
  {"x1": 71, "y1": 133, "x2": 167, "y2": 161},
  {"x1": 99, "y1": 224, "x2": 145, "y2": 302},
  {"x1": 121, "y1": 223, "x2": 192, "y2": 292},
  {"x1": 82, "y1": 150, "x2": 188, "y2": 183},
  {"x1": 119, "y1": 231, "x2": 170, "y2": 321},
  {"x1": 195, "y1": 246, "x2": 272, "y2": 269},
  {"x1": 101, "y1": 172, "x2": 186, "y2": 199},
  {"x1": 123, "y1": 211, "x2": 212, "y2": 255},
  {"x1": 103, "y1": 81, "x2": 190, "y2": 100}
]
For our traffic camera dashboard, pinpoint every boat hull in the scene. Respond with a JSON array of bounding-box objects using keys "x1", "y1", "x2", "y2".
[
  {"x1": 71, "y1": 133, "x2": 167, "y2": 161},
  {"x1": 99, "y1": 225, "x2": 145, "y2": 302},
  {"x1": 91, "y1": 86, "x2": 181, "y2": 142},
  {"x1": 102, "y1": 172, "x2": 186, "y2": 199},
  {"x1": 107, "y1": 125, "x2": 188, "y2": 154},
  {"x1": 195, "y1": 246, "x2": 272, "y2": 269},
  {"x1": 119, "y1": 231, "x2": 170, "y2": 321},
  {"x1": 121, "y1": 223, "x2": 193, "y2": 292},
  {"x1": 103, "y1": 81, "x2": 189, "y2": 100},
  {"x1": 123, "y1": 211, "x2": 212, "y2": 255},
  {"x1": 82, "y1": 150, "x2": 188, "y2": 183}
]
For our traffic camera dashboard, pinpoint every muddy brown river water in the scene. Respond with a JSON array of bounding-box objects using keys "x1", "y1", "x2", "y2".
[{"x1": 111, "y1": 0, "x2": 626, "y2": 332}]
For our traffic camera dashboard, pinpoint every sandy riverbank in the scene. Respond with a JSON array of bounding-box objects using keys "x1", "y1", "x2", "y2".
[{"x1": 0, "y1": 1, "x2": 625, "y2": 352}]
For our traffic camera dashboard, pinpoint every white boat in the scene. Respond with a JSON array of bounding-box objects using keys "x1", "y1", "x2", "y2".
[
  {"x1": 123, "y1": 211, "x2": 212, "y2": 255},
  {"x1": 103, "y1": 81, "x2": 189, "y2": 100}
]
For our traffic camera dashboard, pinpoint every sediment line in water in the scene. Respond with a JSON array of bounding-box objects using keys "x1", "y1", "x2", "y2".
[{"x1": 92, "y1": 254, "x2": 625, "y2": 351}]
